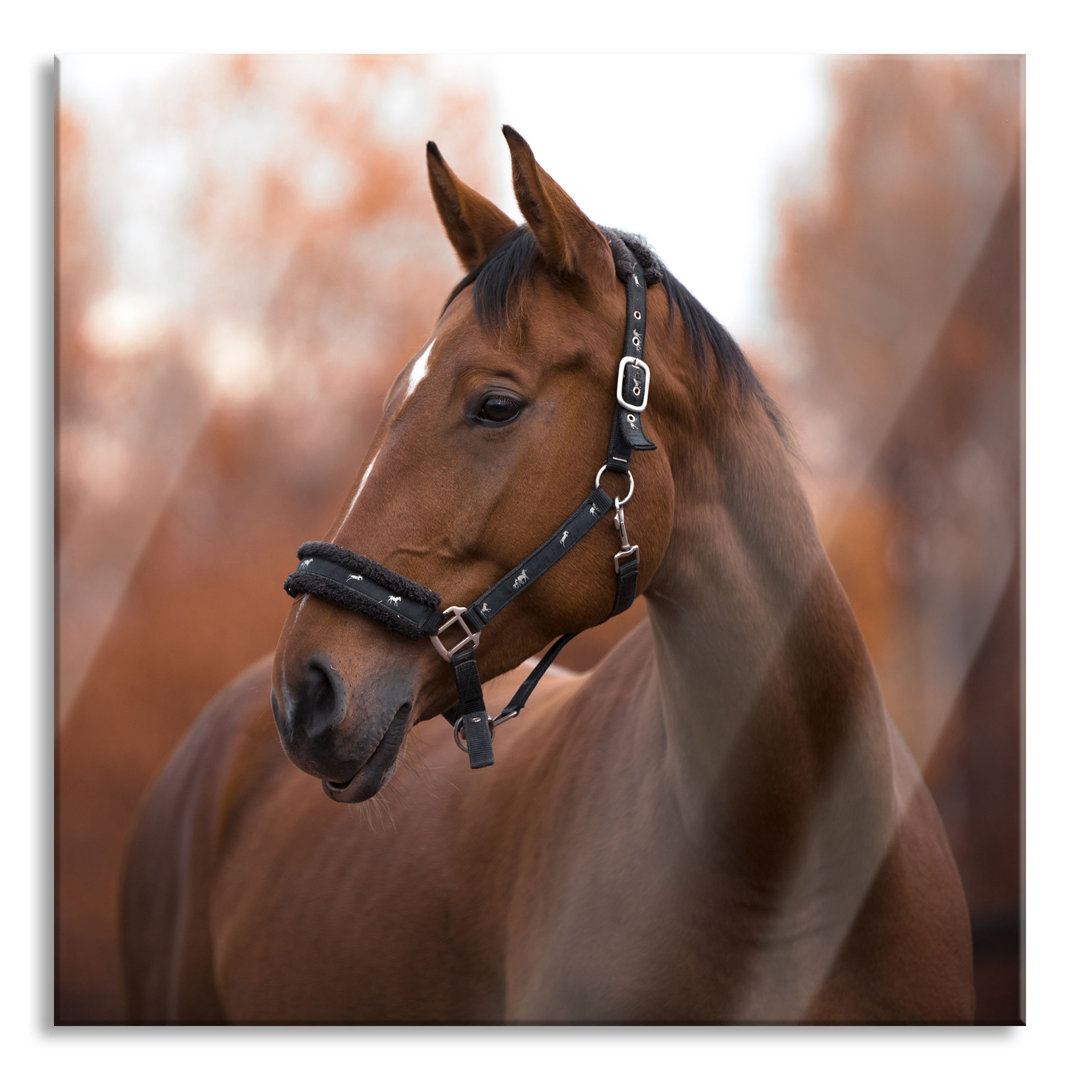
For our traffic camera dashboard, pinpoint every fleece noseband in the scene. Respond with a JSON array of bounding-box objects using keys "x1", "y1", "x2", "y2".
[{"x1": 284, "y1": 252, "x2": 655, "y2": 769}]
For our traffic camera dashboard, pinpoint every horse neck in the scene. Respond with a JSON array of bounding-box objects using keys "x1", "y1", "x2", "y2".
[{"x1": 642, "y1": 373, "x2": 897, "y2": 888}]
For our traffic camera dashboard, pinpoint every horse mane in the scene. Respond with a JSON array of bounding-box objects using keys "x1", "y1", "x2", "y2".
[{"x1": 442, "y1": 225, "x2": 791, "y2": 447}]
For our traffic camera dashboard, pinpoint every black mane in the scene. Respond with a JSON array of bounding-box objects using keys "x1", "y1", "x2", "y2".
[{"x1": 442, "y1": 225, "x2": 790, "y2": 445}]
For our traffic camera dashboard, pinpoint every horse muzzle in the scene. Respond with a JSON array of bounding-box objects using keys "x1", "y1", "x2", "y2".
[{"x1": 271, "y1": 651, "x2": 416, "y2": 802}]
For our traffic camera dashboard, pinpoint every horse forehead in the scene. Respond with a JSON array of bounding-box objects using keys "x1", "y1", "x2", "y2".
[
  {"x1": 393, "y1": 280, "x2": 613, "y2": 400},
  {"x1": 387, "y1": 332, "x2": 457, "y2": 411},
  {"x1": 401, "y1": 337, "x2": 436, "y2": 403}
]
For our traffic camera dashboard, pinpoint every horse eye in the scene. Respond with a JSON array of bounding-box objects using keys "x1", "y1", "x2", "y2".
[{"x1": 475, "y1": 394, "x2": 522, "y2": 425}]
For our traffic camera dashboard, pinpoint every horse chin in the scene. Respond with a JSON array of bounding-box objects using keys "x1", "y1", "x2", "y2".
[
  {"x1": 320, "y1": 700, "x2": 412, "y2": 803},
  {"x1": 322, "y1": 770, "x2": 390, "y2": 804}
]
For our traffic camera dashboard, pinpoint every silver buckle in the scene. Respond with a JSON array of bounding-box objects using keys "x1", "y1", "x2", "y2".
[
  {"x1": 429, "y1": 606, "x2": 482, "y2": 662},
  {"x1": 616, "y1": 355, "x2": 651, "y2": 413}
]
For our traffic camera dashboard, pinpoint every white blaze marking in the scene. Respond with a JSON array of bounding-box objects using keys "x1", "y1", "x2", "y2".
[
  {"x1": 330, "y1": 338, "x2": 434, "y2": 543},
  {"x1": 403, "y1": 337, "x2": 436, "y2": 403},
  {"x1": 356, "y1": 454, "x2": 378, "y2": 496},
  {"x1": 332, "y1": 450, "x2": 380, "y2": 542}
]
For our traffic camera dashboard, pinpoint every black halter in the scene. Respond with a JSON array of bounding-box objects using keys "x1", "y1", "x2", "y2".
[{"x1": 284, "y1": 254, "x2": 656, "y2": 769}]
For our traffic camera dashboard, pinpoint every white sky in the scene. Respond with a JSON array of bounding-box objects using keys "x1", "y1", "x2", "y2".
[
  {"x1": 433, "y1": 54, "x2": 833, "y2": 340},
  {"x1": 60, "y1": 53, "x2": 833, "y2": 344}
]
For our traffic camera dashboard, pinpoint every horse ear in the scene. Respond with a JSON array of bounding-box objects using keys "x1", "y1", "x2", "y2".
[
  {"x1": 503, "y1": 125, "x2": 614, "y2": 285},
  {"x1": 427, "y1": 141, "x2": 517, "y2": 272}
]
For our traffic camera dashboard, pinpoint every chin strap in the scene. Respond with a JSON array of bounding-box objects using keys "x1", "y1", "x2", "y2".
[{"x1": 284, "y1": 253, "x2": 654, "y2": 769}]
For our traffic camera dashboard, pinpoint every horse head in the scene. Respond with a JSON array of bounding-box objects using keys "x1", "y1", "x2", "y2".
[{"x1": 271, "y1": 128, "x2": 679, "y2": 802}]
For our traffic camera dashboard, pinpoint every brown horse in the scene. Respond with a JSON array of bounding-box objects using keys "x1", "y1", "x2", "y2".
[{"x1": 121, "y1": 127, "x2": 975, "y2": 1024}]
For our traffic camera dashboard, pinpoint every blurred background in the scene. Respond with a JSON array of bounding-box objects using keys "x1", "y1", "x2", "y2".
[{"x1": 56, "y1": 54, "x2": 1022, "y2": 1024}]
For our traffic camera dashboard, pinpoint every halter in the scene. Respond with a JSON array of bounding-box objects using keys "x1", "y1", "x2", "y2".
[{"x1": 284, "y1": 253, "x2": 656, "y2": 769}]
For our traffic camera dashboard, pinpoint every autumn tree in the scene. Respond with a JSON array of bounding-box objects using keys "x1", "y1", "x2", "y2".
[{"x1": 771, "y1": 54, "x2": 1023, "y2": 1022}]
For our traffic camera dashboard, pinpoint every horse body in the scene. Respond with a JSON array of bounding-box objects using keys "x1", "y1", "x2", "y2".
[{"x1": 122, "y1": 128, "x2": 974, "y2": 1023}]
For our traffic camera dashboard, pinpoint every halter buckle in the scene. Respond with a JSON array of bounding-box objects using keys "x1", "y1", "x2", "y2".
[
  {"x1": 616, "y1": 355, "x2": 651, "y2": 413},
  {"x1": 430, "y1": 606, "x2": 482, "y2": 662}
]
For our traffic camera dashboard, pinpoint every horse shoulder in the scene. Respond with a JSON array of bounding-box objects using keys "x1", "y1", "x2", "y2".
[{"x1": 121, "y1": 654, "x2": 280, "y2": 1023}]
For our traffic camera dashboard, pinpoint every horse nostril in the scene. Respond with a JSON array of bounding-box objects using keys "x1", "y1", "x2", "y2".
[{"x1": 293, "y1": 656, "x2": 345, "y2": 742}]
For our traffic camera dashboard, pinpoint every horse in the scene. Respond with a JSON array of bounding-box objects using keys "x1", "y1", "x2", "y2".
[{"x1": 121, "y1": 126, "x2": 975, "y2": 1024}]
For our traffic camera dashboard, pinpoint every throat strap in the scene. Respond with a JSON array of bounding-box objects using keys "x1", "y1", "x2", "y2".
[{"x1": 444, "y1": 541, "x2": 640, "y2": 729}]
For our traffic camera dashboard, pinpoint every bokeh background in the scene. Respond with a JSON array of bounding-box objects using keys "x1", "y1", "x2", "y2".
[{"x1": 56, "y1": 54, "x2": 1023, "y2": 1024}]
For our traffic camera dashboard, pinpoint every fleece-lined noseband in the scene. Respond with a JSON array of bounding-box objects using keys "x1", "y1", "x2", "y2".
[{"x1": 284, "y1": 247, "x2": 656, "y2": 769}]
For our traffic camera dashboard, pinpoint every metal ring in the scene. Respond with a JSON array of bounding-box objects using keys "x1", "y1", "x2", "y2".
[
  {"x1": 595, "y1": 464, "x2": 634, "y2": 507},
  {"x1": 452, "y1": 717, "x2": 468, "y2": 753},
  {"x1": 453, "y1": 715, "x2": 495, "y2": 752}
]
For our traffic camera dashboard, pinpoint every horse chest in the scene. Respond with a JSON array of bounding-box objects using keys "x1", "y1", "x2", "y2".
[
  {"x1": 491, "y1": 786, "x2": 748, "y2": 1021},
  {"x1": 499, "y1": 847, "x2": 824, "y2": 1022}
]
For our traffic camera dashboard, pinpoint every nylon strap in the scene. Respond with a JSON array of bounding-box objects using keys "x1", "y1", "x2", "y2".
[
  {"x1": 283, "y1": 550, "x2": 443, "y2": 639},
  {"x1": 444, "y1": 547, "x2": 640, "y2": 726},
  {"x1": 464, "y1": 487, "x2": 615, "y2": 631},
  {"x1": 449, "y1": 647, "x2": 495, "y2": 768},
  {"x1": 606, "y1": 261, "x2": 656, "y2": 471}
]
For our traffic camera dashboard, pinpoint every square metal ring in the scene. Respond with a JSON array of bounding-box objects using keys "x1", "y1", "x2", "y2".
[{"x1": 429, "y1": 605, "x2": 482, "y2": 662}]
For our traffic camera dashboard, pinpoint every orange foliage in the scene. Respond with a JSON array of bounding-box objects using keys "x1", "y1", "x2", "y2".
[{"x1": 56, "y1": 56, "x2": 495, "y2": 1022}]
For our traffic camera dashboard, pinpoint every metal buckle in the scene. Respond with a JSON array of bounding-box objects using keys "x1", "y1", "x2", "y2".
[
  {"x1": 613, "y1": 545, "x2": 639, "y2": 572},
  {"x1": 616, "y1": 355, "x2": 651, "y2": 413},
  {"x1": 429, "y1": 606, "x2": 482, "y2": 662}
]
